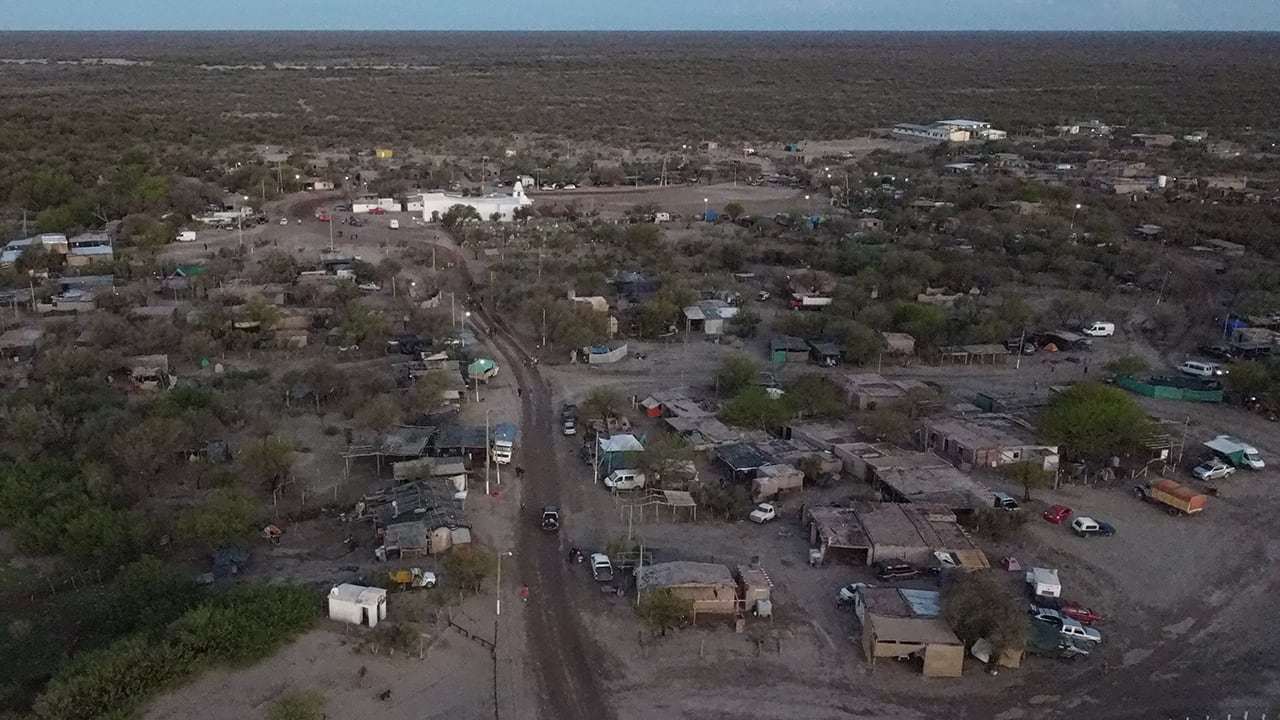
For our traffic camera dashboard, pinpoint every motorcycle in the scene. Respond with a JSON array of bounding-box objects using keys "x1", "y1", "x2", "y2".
[{"x1": 567, "y1": 547, "x2": 585, "y2": 564}]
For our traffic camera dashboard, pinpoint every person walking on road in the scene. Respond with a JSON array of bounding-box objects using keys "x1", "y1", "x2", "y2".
[
  {"x1": 517, "y1": 387, "x2": 522, "y2": 398},
  {"x1": 521, "y1": 585, "x2": 530, "y2": 604}
]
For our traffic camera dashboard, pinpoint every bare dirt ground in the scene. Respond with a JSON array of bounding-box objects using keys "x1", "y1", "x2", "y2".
[
  {"x1": 536, "y1": 182, "x2": 807, "y2": 218},
  {"x1": 141, "y1": 624, "x2": 495, "y2": 720}
]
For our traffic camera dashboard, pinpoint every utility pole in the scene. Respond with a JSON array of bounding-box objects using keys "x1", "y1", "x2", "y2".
[
  {"x1": 328, "y1": 215, "x2": 334, "y2": 251},
  {"x1": 1015, "y1": 328, "x2": 1026, "y2": 370},
  {"x1": 485, "y1": 411, "x2": 491, "y2": 495},
  {"x1": 541, "y1": 307, "x2": 547, "y2": 348}
]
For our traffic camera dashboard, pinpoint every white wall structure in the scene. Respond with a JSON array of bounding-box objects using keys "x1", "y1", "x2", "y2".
[
  {"x1": 328, "y1": 584, "x2": 387, "y2": 627},
  {"x1": 892, "y1": 123, "x2": 969, "y2": 143},
  {"x1": 421, "y1": 182, "x2": 533, "y2": 223}
]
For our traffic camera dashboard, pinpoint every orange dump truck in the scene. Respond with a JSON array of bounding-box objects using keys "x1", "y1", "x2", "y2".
[{"x1": 1133, "y1": 479, "x2": 1207, "y2": 516}]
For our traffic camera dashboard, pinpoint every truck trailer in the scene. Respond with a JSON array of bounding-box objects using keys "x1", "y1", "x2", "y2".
[
  {"x1": 1204, "y1": 435, "x2": 1265, "y2": 470},
  {"x1": 1134, "y1": 478, "x2": 1206, "y2": 516},
  {"x1": 492, "y1": 423, "x2": 518, "y2": 465}
]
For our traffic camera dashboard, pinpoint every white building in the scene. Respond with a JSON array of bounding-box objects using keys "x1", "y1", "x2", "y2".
[
  {"x1": 352, "y1": 197, "x2": 399, "y2": 214},
  {"x1": 328, "y1": 583, "x2": 387, "y2": 627},
  {"x1": 892, "y1": 123, "x2": 970, "y2": 143},
  {"x1": 935, "y1": 120, "x2": 1006, "y2": 141},
  {"x1": 420, "y1": 182, "x2": 533, "y2": 223}
]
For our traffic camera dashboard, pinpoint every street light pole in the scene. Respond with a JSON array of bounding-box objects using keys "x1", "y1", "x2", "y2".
[
  {"x1": 1070, "y1": 203, "x2": 1082, "y2": 231},
  {"x1": 485, "y1": 410, "x2": 491, "y2": 495},
  {"x1": 495, "y1": 550, "x2": 513, "y2": 616}
]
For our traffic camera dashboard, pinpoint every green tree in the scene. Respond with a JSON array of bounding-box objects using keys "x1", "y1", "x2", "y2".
[
  {"x1": 581, "y1": 385, "x2": 626, "y2": 423},
  {"x1": 441, "y1": 204, "x2": 481, "y2": 230},
  {"x1": 941, "y1": 571, "x2": 1028, "y2": 657},
  {"x1": 857, "y1": 404, "x2": 916, "y2": 444},
  {"x1": 839, "y1": 322, "x2": 884, "y2": 365},
  {"x1": 637, "y1": 589, "x2": 693, "y2": 637},
  {"x1": 443, "y1": 545, "x2": 497, "y2": 594},
  {"x1": 722, "y1": 202, "x2": 745, "y2": 221},
  {"x1": 1037, "y1": 383, "x2": 1153, "y2": 462},
  {"x1": 1002, "y1": 460, "x2": 1055, "y2": 502},
  {"x1": 356, "y1": 395, "x2": 401, "y2": 436},
  {"x1": 242, "y1": 435, "x2": 295, "y2": 491},
  {"x1": 728, "y1": 309, "x2": 761, "y2": 338},
  {"x1": 719, "y1": 386, "x2": 792, "y2": 429},
  {"x1": 787, "y1": 373, "x2": 845, "y2": 419},
  {"x1": 637, "y1": 433, "x2": 696, "y2": 489},
  {"x1": 182, "y1": 488, "x2": 259, "y2": 551},
  {"x1": 408, "y1": 369, "x2": 453, "y2": 414},
  {"x1": 716, "y1": 353, "x2": 759, "y2": 396},
  {"x1": 1104, "y1": 354, "x2": 1149, "y2": 376},
  {"x1": 268, "y1": 689, "x2": 327, "y2": 720},
  {"x1": 108, "y1": 556, "x2": 201, "y2": 634},
  {"x1": 1224, "y1": 360, "x2": 1275, "y2": 398}
]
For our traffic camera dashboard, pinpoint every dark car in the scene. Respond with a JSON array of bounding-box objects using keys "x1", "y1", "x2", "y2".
[
  {"x1": 873, "y1": 561, "x2": 919, "y2": 582},
  {"x1": 540, "y1": 506, "x2": 561, "y2": 532},
  {"x1": 1196, "y1": 345, "x2": 1237, "y2": 362}
]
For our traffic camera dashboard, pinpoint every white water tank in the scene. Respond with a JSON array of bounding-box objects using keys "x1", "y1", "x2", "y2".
[{"x1": 1156, "y1": 175, "x2": 1168, "y2": 188}]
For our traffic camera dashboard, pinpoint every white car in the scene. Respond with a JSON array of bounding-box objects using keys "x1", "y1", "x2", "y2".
[
  {"x1": 357, "y1": 282, "x2": 381, "y2": 292},
  {"x1": 589, "y1": 553, "x2": 613, "y2": 583},
  {"x1": 1032, "y1": 607, "x2": 1103, "y2": 644},
  {"x1": 279, "y1": 217, "x2": 289, "y2": 225},
  {"x1": 562, "y1": 184, "x2": 578, "y2": 190},
  {"x1": 1179, "y1": 360, "x2": 1226, "y2": 378},
  {"x1": 1193, "y1": 460, "x2": 1235, "y2": 481},
  {"x1": 749, "y1": 503, "x2": 777, "y2": 524}
]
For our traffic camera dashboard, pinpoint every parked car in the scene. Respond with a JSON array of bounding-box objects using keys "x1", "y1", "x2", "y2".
[
  {"x1": 1070, "y1": 516, "x2": 1116, "y2": 537},
  {"x1": 562, "y1": 184, "x2": 578, "y2": 190},
  {"x1": 873, "y1": 561, "x2": 919, "y2": 582},
  {"x1": 749, "y1": 503, "x2": 777, "y2": 524},
  {"x1": 993, "y1": 492, "x2": 1020, "y2": 510},
  {"x1": 279, "y1": 217, "x2": 289, "y2": 226},
  {"x1": 756, "y1": 290, "x2": 771, "y2": 301},
  {"x1": 1196, "y1": 345, "x2": 1238, "y2": 362},
  {"x1": 369, "y1": 207, "x2": 386, "y2": 215},
  {"x1": 1192, "y1": 459, "x2": 1236, "y2": 481},
  {"x1": 1056, "y1": 617, "x2": 1103, "y2": 644},
  {"x1": 1029, "y1": 605, "x2": 1063, "y2": 624},
  {"x1": 1060, "y1": 601, "x2": 1103, "y2": 624},
  {"x1": 1043, "y1": 504, "x2": 1074, "y2": 524},
  {"x1": 1179, "y1": 360, "x2": 1227, "y2": 378},
  {"x1": 1080, "y1": 321, "x2": 1115, "y2": 337},
  {"x1": 589, "y1": 553, "x2": 613, "y2": 582}
]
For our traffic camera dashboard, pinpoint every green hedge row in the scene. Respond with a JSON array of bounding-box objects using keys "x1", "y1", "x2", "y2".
[{"x1": 32, "y1": 584, "x2": 318, "y2": 720}]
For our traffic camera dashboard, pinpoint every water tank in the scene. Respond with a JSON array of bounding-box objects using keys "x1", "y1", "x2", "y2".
[{"x1": 1157, "y1": 175, "x2": 1168, "y2": 188}]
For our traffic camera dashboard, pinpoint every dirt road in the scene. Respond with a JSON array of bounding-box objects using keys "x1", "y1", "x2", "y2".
[{"x1": 434, "y1": 240, "x2": 612, "y2": 720}]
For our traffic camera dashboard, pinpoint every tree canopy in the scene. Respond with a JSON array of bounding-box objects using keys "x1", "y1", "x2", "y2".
[{"x1": 1036, "y1": 382, "x2": 1153, "y2": 462}]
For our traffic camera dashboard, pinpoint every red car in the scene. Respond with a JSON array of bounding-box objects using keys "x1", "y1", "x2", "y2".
[
  {"x1": 1061, "y1": 601, "x2": 1102, "y2": 625},
  {"x1": 1043, "y1": 504, "x2": 1074, "y2": 524},
  {"x1": 315, "y1": 213, "x2": 329, "y2": 222},
  {"x1": 368, "y1": 207, "x2": 386, "y2": 215}
]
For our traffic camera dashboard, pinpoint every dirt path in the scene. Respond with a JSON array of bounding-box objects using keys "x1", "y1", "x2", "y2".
[{"x1": 428, "y1": 236, "x2": 612, "y2": 720}]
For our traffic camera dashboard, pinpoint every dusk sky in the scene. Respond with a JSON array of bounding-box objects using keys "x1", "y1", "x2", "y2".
[{"x1": 6, "y1": 0, "x2": 1280, "y2": 31}]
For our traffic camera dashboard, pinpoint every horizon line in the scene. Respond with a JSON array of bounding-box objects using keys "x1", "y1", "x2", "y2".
[{"x1": 2, "y1": 28, "x2": 1280, "y2": 34}]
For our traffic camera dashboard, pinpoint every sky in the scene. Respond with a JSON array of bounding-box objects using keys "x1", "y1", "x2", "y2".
[{"x1": 5, "y1": 0, "x2": 1280, "y2": 32}]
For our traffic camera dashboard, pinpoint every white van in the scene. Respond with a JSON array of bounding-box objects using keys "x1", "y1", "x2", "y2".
[
  {"x1": 603, "y1": 469, "x2": 646, "y2": 491},
  {"x1": 389, "y1": 219, "x2": 400, "y2": 230},
  {"x1": 176, "y1": 230, "x2": 197, "y2": 243},
  {"x1": 1081, "y1": 321, "x2": 1115, "y2": 337},
  {"x1": 1179, "y1": 360, "x2": 1226, "y2": 378}
]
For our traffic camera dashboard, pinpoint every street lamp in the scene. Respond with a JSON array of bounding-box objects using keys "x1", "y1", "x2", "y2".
[
  {"x1": 238, "y1": 195, "x2": 249, "y2": 248},
  {"x1": 495, "y1": 551, "x2": 514, "y2": 616},
  {"x1": 703, "y1": 198, "x2": 708, "y2": 219},
  {"x1": 1070, "y1": 203, "x2": 1083, "y2": 230},
  {"x1": 805, "y1": 194, "x2": 811, "y2": 213}
]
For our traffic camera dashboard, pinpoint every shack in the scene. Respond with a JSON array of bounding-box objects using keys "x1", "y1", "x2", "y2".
[
  {"x1": 328, "y1": 584, "x2": 388, "y2": 628},
  {"x1": 854, "y1": 587, "x2": 964, "y2": 677},
  {"x1": 635, "y1": 561, "x2": 738, "y2": 616},
  {"x1": 751, "y1": 463, "x2": 805, "y2": 501},
  {"x1": 805, "y1": 501, "x2": 985, "y2": 567},
  {"x1": 770, "y1": 335, "x2": 810, "y2": 364}
]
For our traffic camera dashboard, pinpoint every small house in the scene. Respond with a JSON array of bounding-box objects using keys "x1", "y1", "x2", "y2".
[
  {"x1": 328, "y1": 583, "x2": 388, "y2": 627},
  {"x1": 635, "y1": 562, "x2": 738, "y2": 616},
  {"x1": 881, "y1": 332, "x2": 916, "y2": 356},
  {"x1": 770, "y1": 336, "x2": 810, "y2": 364},
  {"x1": 807, "y1": 339, "x2": 842, "y2": 367},
  {"x1": 683, "y1": 299, "x2": 738, "y2": 336}
]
